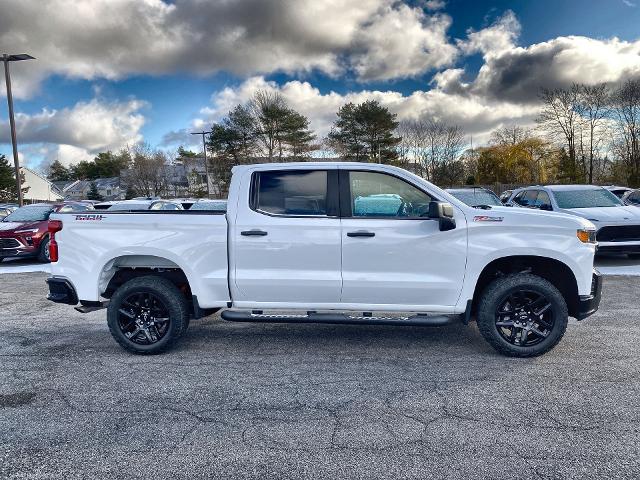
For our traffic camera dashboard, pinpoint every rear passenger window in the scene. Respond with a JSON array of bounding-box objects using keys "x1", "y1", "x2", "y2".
[{"x1": 255, "y1": 170, "x2": 328, "y2": 216}]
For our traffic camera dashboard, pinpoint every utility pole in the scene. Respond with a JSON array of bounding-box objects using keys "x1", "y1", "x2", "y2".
[
  {"x1": 191, "y1": 130, "x2": 212, "y2": 197},
  {"x1": 2, "y1": 54, "x2": 34, "y2": 207}
]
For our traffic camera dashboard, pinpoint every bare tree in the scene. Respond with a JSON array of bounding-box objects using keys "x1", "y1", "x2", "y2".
[
  {"x1": 490, "y1": 125, "x2": 531, "y2": 146},
  {"x1": 611, "y1": 79, "x2": 640, "y2": 186},
  {"x1": 397, "y1": 119, "x2": 465, "y2": 185},
  {"x1": 576, "y1": 84, "x2": 610, "y2": 183},
  {"x1": 122, "y1": 144, "x2": 169, "y2": 197},
  {"x1": 537, "y1": 84, "x2": 582, "y2": 181}
]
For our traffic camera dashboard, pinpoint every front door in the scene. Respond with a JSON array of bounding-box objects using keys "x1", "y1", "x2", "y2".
[
  {"x1": 232, "y1": 169, "x2": 342, "y2": 306},
  {"x1": 339, "y1": 169, "x2": 467, "y2": 310}
]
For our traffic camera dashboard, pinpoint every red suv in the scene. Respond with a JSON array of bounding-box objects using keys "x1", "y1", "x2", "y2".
[{"x1": 0, "y1": 203, "x2": 92, "y2": 263}]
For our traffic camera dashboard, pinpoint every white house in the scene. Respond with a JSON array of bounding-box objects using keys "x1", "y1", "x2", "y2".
[{"x1": 21, "y1": 167, "x2": 64, "y2": 203}]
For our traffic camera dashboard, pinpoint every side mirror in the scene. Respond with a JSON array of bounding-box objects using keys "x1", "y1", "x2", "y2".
[
  {"x1": 540, "y1": 204, "x2": 553, "y2": 211},
  {"x1": 428, "y1": 201, "x2": 456, "y2": 231}
]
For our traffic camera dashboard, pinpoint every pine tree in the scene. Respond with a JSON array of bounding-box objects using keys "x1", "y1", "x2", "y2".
[
  {"x1": 0, "y1": 154, "x2": 28, "y2": 202},
  {"x1": 328, "y1": 100, "x2": 400, "y2": 163},
  {"x1": 87, "y1": 181, "x2": 103, "y2": 201},
  {"x1": 47, "y1": 160, "x2": 71, "y2": 181}
]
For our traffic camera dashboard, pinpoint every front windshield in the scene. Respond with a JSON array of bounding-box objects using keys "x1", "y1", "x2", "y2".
[
  {"x1": 554, "y1": 189, "x2": 622, "y2": 209},
  {"x1": 3, "y1": 205, "x2": 53, "y2": 222},
  {"x1": 449, "y1": 190, "x2": 502, "y2": 207}
]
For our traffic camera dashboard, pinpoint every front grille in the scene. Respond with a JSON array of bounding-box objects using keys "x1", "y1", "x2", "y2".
[
  {"x1": 597, "y1": 225, "x2": 640, "y2": 242},
  {"x1": 0, "y1": 238, "x2": 21, "y2": 249}
]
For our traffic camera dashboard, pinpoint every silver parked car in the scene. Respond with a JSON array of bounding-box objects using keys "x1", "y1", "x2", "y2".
[{"x1": 508, "y1": 185, "x2": 640, "y2": 258}]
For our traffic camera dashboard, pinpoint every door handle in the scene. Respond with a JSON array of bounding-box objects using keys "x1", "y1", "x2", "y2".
[
  {"x1": 241, "y1": 229, "x2": 268, "y2": 236},
  {"x1": 347, "y1": 231, "x2": 375, "y2": 238}
]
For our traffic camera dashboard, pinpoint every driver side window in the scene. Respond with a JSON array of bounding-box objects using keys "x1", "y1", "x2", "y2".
[{"x1": 348, "y1": 171, "x2": 432, "y2": 218}]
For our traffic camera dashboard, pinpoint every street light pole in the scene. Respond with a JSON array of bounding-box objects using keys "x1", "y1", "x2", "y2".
[
  {"x1": 2, "y1": 53, "x2": 35, "y2": 207},
  {"x1": 190, "y1": 130, "x2": 212, "y2": 198}
]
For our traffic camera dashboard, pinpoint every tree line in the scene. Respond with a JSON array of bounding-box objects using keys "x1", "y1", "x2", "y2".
[{"x1": 40, "y1": 79, "x2": 640, "y2": 200}]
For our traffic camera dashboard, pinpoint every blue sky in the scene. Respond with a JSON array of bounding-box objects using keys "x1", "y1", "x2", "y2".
[{"x1": 1, "y1": 0, "x2": 640, "y2": 170}]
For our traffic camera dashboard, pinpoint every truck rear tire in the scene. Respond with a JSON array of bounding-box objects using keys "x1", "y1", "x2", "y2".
[
  {"x1": 476, "y1": 273, "x2": 568, "y2": 357},
  {"x1": 107, "y1": 276, "x2": 189, "y2": 354}
]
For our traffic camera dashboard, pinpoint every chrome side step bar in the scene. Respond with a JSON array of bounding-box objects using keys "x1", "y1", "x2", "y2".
[{"x1": 221, "y1": 310, "x2": 456, "y2": 327}]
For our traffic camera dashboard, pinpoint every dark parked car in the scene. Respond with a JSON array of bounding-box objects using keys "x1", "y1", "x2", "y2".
[
  {"x1": 445, "y1": 188, "x2": 502, "y2": 208},
  {"x1": 0, "y1": 202, "x2": 92, "y2": 262}
]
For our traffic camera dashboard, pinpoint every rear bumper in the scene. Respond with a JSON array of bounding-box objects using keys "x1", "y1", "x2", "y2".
[
  {"x1": 46, "y1": 277, "x2": 78, "y2": 305},
  {"x1": 576, "y1": 270, "x2": 602, "y2": 320}
]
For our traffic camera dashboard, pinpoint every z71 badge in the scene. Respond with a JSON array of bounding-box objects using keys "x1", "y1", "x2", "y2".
[{"x1": 74, "y1": 214, "x2": 105, "y2": 221}]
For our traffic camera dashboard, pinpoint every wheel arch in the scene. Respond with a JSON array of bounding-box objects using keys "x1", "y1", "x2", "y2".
[
  {"x1": 470, "y1": 255, "x2": 580, "y2": 319},
  {"x1": 99, "y1": 254, "x2": 191, "y2": 298}
]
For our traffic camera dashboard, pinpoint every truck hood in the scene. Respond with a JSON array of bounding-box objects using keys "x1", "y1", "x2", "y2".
[
  {"x1": 0, "y1": 221, "x2": 40, "y2": 232},
  {"x1": 559, "y1": 206, "x2": 640, "y2": 223},
  {"x1": 481, "y1": 205, "x2": 595, "y2": 229}
]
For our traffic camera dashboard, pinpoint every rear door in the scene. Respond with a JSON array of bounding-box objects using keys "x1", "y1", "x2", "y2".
[
  {"x1": 232, "y1": 168, "x2": 342, "y2": 306},
  {"x1": 339, "y1": 168, "x2": 467, "y2": 310}
]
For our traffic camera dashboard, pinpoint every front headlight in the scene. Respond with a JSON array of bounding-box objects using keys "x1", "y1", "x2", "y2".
[
  {"x1": 15, "y1": 228, "x2": 39, "y2": 234},
  {"x1": 577, "y1": 228, "x2": 597, "y2": 244}
]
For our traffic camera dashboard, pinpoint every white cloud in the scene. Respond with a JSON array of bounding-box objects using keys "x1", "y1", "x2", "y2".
[
  {"x1": 458, "y1": 10, "x2": 521, "y2": 57},
  {"x1": 0, "y1": 0, "x2": 458, "y2": 98},
  {"x1": 163, "y1": 76, "x2": 538, "y2": 147},
  {"x1": 351, "y1": 6, "x2": 457, "y2": 81},
  {"x1": 467, "y1": 35, "x2": 640, "y2": 103},
  {"x1": 423, "y1": 0, "x2": 446, "y2": 11},
  {"x1": 0, "y1": 98, "x2": 147, "y2": 166}
]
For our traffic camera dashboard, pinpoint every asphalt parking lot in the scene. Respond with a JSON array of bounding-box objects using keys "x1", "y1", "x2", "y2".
[{"x1": 1, "y1": 271, "x2": 639, "y2": 479}]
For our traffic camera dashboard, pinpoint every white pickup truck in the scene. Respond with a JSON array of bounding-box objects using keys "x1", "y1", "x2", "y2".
[{"x1": 46, "y1": 162, "x2": 602, "y2": 357}]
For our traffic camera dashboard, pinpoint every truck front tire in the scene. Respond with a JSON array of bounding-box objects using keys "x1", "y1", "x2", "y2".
[
  {"x1": 477, "y1": 273, "x2": 568, "y2": 357},
  {"x1": 107, "y1": 276, "x2": 189, "y2": 354}
]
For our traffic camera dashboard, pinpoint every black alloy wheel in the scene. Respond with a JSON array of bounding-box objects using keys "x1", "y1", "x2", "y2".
[
  {"x1": 117, "y1": 292, "x2": 171, "y2": 345},
  {"x1": 477, "y1": 273, "x2": 568, "y2": 357},
  {"x1": 107, "y1": 276, "x2": 189, "y2": 354},
  {"x1": 494, "y1": 290, "x2": 554, "y2": 347}
]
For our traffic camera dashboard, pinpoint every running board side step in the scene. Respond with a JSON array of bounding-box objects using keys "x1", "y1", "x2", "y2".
[{"x1": 221, "y1": 310, "x2": 456, "y2": 327}]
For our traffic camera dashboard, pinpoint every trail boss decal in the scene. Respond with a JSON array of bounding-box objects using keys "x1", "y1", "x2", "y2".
[
  {"x1": 473, "y1": 215, "x2": 504, "y2": 222},
  {"x1": 74, "y1": 214, "x2": 105, "y2": 221}
]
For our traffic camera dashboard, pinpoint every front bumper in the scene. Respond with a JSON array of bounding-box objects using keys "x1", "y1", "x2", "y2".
[
  {"x1": 46, "y1": 277, "x2": 78, "y2": 305},
  {"x1": 576, "y1": 270, "x2": 602, "y2": 320},
  {"x1": 0, "y1": 237, "x2": 37, "y2": 258}
]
